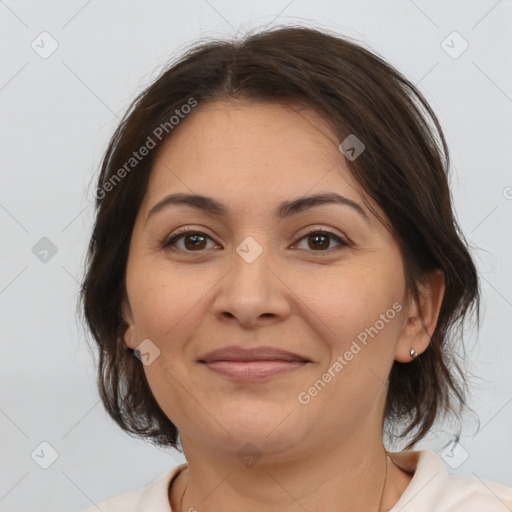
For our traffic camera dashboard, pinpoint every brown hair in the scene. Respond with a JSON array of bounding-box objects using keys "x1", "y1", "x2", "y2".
[{"x1": 78, "y1": 25, "x2": 480, "y2": 450}]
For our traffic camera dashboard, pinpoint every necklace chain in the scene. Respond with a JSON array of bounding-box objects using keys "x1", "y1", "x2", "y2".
[
  {"x1": 179, "y1": 469, "x2": 189, "y2": 512},
  {"x1": 177, "y1": 453, "x2": 390, "y2": 512}
]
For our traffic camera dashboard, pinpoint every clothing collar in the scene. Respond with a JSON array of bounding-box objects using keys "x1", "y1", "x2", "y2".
[
  {"x1": 388, "y1": 450, "x2": 448, "y2": 511},
  {"x1": 137, "y1": 450, "x2": 449, "y2": 511},
  {"x1": 137, "y1": 462, "x2": 187, "y2": 510}
]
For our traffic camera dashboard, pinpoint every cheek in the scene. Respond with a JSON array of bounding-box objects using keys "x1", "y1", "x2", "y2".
[
  {"x1": 127, "y1": 260, "x2": 212, "y2": 341},
  {"x1": 297, "y1": 266, "x2": 404, "y2": 413},
  {"x1": 301, "y1": 262, "x2": 403, "y2": 345}
]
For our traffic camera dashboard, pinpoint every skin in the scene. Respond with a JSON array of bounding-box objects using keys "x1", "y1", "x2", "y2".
[{"x1": 122, "y1": 99, "x2": 445, "y2": 512}]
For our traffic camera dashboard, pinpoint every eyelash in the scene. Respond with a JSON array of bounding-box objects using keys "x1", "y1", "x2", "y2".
[{"x1": 160, "y1": 226, "x2": 350, "y2": 253}]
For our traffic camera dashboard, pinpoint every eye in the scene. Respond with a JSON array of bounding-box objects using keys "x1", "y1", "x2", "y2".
[
  {"x1": 161, "y1": 229, "x2": 220, "y2": 252},
  {"x1": 292, "y1": 228, "x2": 349, "y2": 252},
  {"x1": 161, "y1": 227, "x2": 350, "y2": 253}
]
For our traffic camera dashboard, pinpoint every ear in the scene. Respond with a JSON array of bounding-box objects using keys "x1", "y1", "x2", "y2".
[
  {"x1": 121, "y1": 300, "x2": 137, "y2": 350},
  {"x1": 394, "y1": 268, "x2": 445, "y2": 362}
]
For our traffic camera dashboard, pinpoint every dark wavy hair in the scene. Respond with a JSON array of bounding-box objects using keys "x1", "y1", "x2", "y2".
[{"x1": 78, "y1": 25, "x2": 480, "y2": 451}]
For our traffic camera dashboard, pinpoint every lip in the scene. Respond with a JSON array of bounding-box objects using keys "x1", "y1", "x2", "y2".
[
  {"x1": 198, "y1": 345, "x2": 311, "y2": 382},
  {"x1": 202, "y1": 360, "x2": 309, "y2": 380},
  {"x1": 198, "y1": 345, "x2": 310, "y2": 363}
]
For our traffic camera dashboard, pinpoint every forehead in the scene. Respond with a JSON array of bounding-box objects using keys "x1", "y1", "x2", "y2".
[{"x1": 141, "y1": 100, "x2": 368, "y2": 218}]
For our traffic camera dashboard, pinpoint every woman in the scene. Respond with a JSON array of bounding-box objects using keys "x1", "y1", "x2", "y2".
[{"x1": 79, "y1": 25, "x2": 512, "y2": 511}]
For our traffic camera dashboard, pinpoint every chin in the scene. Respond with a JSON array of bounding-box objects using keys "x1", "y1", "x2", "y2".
[{"x1": 214, "y1": 413, "x2": 305, "y2": 453}]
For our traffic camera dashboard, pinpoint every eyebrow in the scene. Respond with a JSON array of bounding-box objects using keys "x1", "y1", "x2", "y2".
[{"x1": 146, "y1": 192, "x2": 370, "y2": 224}]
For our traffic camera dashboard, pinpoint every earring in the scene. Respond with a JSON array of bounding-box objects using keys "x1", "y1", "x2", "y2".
[{"x1": 409, "y1": 348, "x2": 418, "y2": 359}]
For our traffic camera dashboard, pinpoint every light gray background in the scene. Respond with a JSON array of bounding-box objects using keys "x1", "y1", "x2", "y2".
[{"x1": 1, "y1": 1, "x2": 511, "y2": 511}]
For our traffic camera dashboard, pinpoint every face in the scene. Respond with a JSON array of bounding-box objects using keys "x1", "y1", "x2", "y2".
[{"x1": 122, "y1": 100, "x2": 418, "y2": 463}]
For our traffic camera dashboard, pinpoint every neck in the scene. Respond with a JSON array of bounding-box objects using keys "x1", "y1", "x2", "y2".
[{"x1": 170, "y1": 433, "x2": 410, "y2": 512}]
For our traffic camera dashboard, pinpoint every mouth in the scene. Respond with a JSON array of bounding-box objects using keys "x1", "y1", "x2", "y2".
[
  {"x1": 200, "y1": 360, "x2": 310, "y2": 380},
  {"x1": 197, "y1": 345, "x2": 311, "y2": 381}
]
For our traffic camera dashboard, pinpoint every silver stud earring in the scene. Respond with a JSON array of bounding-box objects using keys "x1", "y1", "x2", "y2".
[{"x1": 410, "y1": 348, "x2": 417, "y2": 359}]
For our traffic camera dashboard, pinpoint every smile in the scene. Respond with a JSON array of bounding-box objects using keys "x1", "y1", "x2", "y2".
[{"x1": 200, "y1": 360, "x2": 310, "y2": 381}]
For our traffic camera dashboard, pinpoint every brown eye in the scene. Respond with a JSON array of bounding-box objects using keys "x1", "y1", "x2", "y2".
[
  {"x1": 162, "y1": 230, "x2": 217, "y2": 251},
  {"x1": 162, "y1": 228, "x2": 349, "y2": 254},
  {"x1": 293, "y1": 229, "x2": 349, "y2": 252}
]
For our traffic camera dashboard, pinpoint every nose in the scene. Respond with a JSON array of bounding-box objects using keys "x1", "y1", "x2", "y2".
[{"x1": 212, "y1": 238, "x2": 292, "y2": 329}]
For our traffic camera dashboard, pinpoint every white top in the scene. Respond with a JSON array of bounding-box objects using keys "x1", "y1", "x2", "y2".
[{"x1": 81, "y1": 450, "x2": 512, "y2": 511}]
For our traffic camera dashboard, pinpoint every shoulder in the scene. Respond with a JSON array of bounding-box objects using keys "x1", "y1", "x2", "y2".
[
  {"x1": 389, "y1": 450, "x2": 512, "y2": 512},
  {"x1": 80, "y1": 463, "x2": 187, "y2": 512}
]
